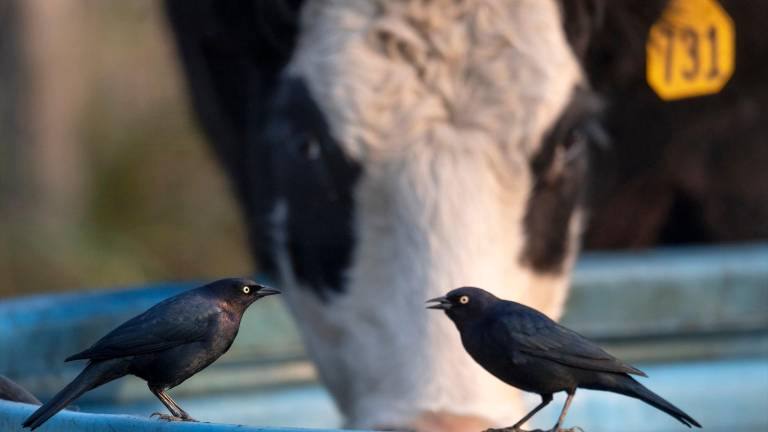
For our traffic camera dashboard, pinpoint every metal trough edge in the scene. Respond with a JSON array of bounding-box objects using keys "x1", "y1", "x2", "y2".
[{"x1": 0, "y1": 400, "x2": 361, "y2": 432}]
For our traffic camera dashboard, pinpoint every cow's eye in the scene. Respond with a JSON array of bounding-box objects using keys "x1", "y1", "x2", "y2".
[
  {"x1": 299, "y1": 137, "x2": 322, "y2": 160},
  {"x1": 565, "y1": 126, "x2": 585, "y2": 149},
  {"x1": 561, "y1": 125, "x2": 588, "y2": 163}
]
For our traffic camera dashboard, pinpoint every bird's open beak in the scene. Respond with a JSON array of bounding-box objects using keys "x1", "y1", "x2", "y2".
[
  {"x1": 426, "y1": 296, "x2": 452, "y2": 310},
  {"x1": 254, "y1": 286, "x2": 281, "y2": 298}
]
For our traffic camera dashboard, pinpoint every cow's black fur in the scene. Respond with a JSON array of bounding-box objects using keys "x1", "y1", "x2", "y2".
[
  {"x1": 265, "y1": 78, "x2": 362, "y2": 297},
  {"x1": 561, "y1": 0, "x2": 768, "y2": 247},
  {"x1": 165, "y1": 1, "x2": 361, "y2": 298},
  {"x1": 164, "y1": 0, "x2": 304, "y2": 276},
  {"x1": 522, "y1": 88, "x2": 603, "y2": 273}
]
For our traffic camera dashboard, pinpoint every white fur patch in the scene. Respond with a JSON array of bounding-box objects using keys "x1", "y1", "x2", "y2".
[{"x1": 278, "y1": 0, "x2": 583, "y2": 428}]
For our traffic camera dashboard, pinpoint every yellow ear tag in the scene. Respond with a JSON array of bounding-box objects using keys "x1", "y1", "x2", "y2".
[{"x1": 646, "y1": 0, "x2": 734, "y2": 101}]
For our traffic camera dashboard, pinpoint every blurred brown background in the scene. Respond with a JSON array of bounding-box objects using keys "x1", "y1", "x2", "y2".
[{"x1": 0, "y1": 1, "x2": 251, "y2": 296}]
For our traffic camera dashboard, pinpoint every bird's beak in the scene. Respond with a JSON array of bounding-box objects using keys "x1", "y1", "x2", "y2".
[
  {"x1": 426, "y1": 296, "x2": 452, "y2": 310},
  {"x1": 254, "y1": 286, "x2": 281, "y2": 298}
]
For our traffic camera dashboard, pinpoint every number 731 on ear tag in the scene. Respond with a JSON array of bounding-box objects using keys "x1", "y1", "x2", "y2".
[{"x1": 646, "y1": 0, "x2": 735, "y2": 101}]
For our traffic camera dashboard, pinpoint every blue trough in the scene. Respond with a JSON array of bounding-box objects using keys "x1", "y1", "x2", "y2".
[{"x1": 1, "y1": 244, "x2": 767, "y2": 431}]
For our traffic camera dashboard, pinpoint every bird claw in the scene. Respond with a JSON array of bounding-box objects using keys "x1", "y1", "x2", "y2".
[
  {"x1": 483, "y1": 428, "x2": 583, "y2": 432},
  {"x1": 483, "y1": 428, "x2": 529, "y2": 432},
  {"x1": 151, "y1": 412, "x2": 180, "y2": 422},
  {"x1": 150, "y1": 412, "x2": 197, "y2": 422},
  {"x1": 151, "y1": 412, "x2": 176, "y2": 421}
]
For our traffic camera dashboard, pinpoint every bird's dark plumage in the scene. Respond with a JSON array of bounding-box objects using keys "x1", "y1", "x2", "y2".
[
  {"x1": 0, "y1": 375, "x2": 41, "y2": 405},
  {"x1": 22, "y1": 278, "x2": 279, "y2": 430},
  {"x1": 428, "y1": 287, "x2": 701, "y2": 430}
]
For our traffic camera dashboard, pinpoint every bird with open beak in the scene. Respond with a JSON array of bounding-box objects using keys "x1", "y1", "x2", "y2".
[{"x1": 428, "y1": 287, "x2": 700, "y2": 431}]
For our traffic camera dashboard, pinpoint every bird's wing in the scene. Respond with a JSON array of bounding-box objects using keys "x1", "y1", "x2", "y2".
[
  {"x1": 494, "y1": 306, "x2": 646, "y2": 377},
  {"x1": 66, "y1": 294, "x2": 216, "y2": 361}
]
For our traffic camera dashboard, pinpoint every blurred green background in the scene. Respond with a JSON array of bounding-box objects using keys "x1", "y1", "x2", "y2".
[{"x1": 0, "y1": 1, "x2": 252, "y2": 296}]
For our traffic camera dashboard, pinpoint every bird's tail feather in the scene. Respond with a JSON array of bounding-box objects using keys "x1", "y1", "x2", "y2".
[
  {"x1": 616, "y1": 376, "x2": 702, "y2": 428},
  {"x1": 22, "y1": 360, "x2": 127, "y2": 430}
]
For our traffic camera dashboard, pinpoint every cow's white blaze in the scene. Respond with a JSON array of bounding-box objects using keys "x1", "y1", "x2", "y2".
[{"x1": 278, "y1": 0, "x2": 583, "y2": 428}]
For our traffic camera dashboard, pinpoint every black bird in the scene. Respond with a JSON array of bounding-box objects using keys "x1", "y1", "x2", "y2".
[
  {"x1": 427, "y1": 287, "x2": 701, "y2": 431},
  {"x1": 0, "y1": 375, "x2": 41, "y2": 405},
  {"x1": 22, "y1": 278, "x2": 279, "y2": 430}
]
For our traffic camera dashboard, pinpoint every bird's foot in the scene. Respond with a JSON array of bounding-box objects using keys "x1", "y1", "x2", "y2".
[
  {"x1": 150, "y1": 412, "x2": 197, "y2": 422},
  {"x1": 483, "y1": 428, "x2": 531, "y2": 432},
  {"x1": 485, "y1": 428, "x2": 583, "y2": 432},
  {"x1": 178, "y1": 412, "x2": 197, "y2": 422},
  {"x1": 485, "y1": 425, "x2": 584, "y2": 432},
  {"x1": 151, "y1": 412, "x2": 180, "y2": 422}
]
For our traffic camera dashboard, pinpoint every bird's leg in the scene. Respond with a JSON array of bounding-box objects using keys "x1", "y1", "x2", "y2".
[
  {"x1": 162, "y1": 392, "x2": 195, "y2": 421},
  {"x1": 483, "y1": 394, "x2": 553, "y2": 432},
  {"x1": 149, "y1": 387, "x2": 196, "y2": 422},
  {"x1": 549, "y1": 390, "x2": 576, "y2": 432},
  {"x1": 513, "y1": 394, "x2": 554, "y2": 430},
  {"x1": 150, "y1": 390, "x2": 183, "y2": 421}
]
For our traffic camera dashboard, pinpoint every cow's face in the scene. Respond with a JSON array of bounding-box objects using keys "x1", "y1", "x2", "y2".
[{"x1": 263, "y1": 0, "x2": 597, "y2": 429}]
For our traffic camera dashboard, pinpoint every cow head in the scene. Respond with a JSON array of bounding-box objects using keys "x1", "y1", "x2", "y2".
[
  {"x1": 167, "y1": 0, "x2": 603, "y2": 430},
  {"x1": 263, "y1": 1, "x2": 597, "y2": 429}
]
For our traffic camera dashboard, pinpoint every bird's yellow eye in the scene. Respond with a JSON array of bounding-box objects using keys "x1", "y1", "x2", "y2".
[
  {"x1": 242, "y1": 286, "x2": 251, "y2": 294},
  {"x1": 459, "y1": 295, "x2": 469, "y2": 304}
]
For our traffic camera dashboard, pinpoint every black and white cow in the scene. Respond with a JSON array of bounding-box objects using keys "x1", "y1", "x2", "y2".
[{"x1": 164, "y1": 1, "x2": 767, "y2": 430}]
